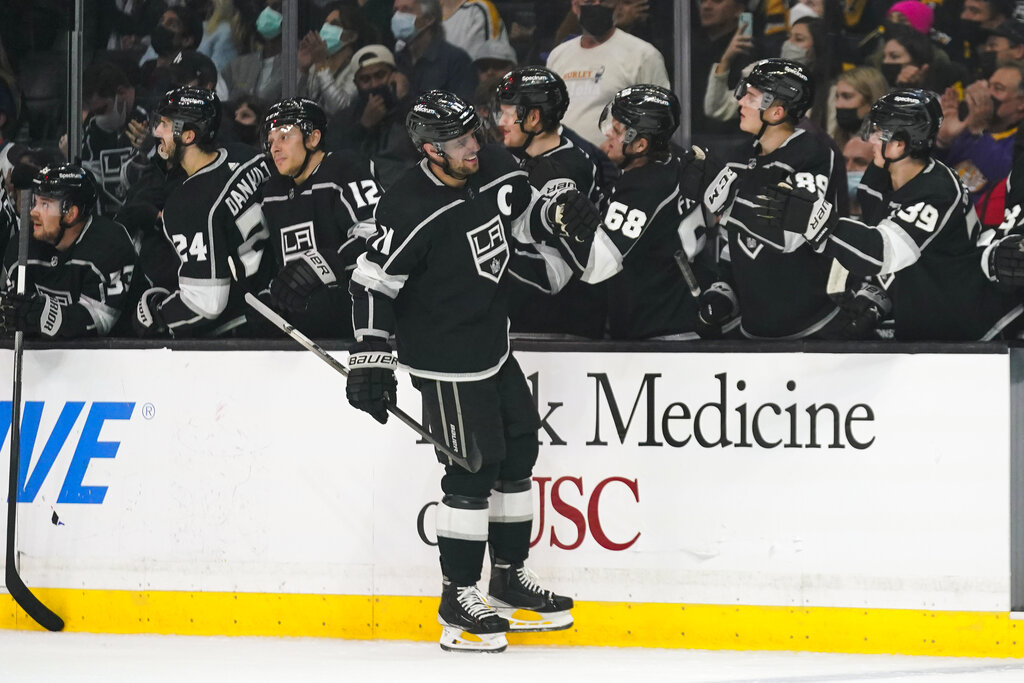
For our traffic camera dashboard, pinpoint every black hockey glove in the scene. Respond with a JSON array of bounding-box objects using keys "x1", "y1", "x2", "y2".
[
  {"x1": 990, "y1": 234, "x2": 1024, "y2": 287},
  {"x1": 346, "y1": 339, "x2": 398, "y2": 425},
  {"x1": 678, "y1": 145, "x2": 708, "y2": 200},
  {"x1": 133, "y1": 287, "x2": 170, "y2": 337},
  {"x1": 270, "y1": 249, "x2": 338, "y2": 313},
  {"x1": 754, "y1": 181, "x2": 837, "y2": 249},
  {"x1": 550, "y1": 189, "x2": 601, "y2": 243},
  {"x1": 695, "y1": 282, "x2": 738, "y2": 338},
  {"x1": 835, "y1": 282, "x2": 892, "y2": 340},
  {"x1": 704, "y1": 165, "x2": 737, "y2": 214},
  {"x1": 0, "y1": 293, "x2": 47, "y2": 337}
]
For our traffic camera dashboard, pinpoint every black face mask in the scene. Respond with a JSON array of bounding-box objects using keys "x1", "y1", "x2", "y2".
[
  {"x1": 978, "y1": 51, "x2": 999, "y2": 78},
  {"x1": 359, "y1": 83, "x2": 398, "y2": 111},
  {"x1": 960, "y1": 19, "x2": 986, "y2": 45},
  {"x1": 880, "y1": 62, "x2": 904, "y2": 86},
  {"x1": 150, "y1": 24, "x2": 178, "y2": 57},
  {"x1": 233, "y1": 120, "x2": 259, "y2": 145},
  {"x1": 835, "y1": 106, "x2": 863, "y2": 133},
  {"x1": 579, "y1": 5, "x2": 615, "y2": 37}
]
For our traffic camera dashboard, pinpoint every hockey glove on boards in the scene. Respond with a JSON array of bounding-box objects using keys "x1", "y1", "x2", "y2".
[
  {"x1": 990, "y1": 234, "x2": 1024, "y2": 287},
  {"x1": 133, "y1": 287, "x2": 170, "y2": 337},
  {"x1": 346, "y1": 339, "x2": 398, "y2": 425},
  {"x1": 678, "y1": 145, "x2": 708, "y2": 201},
  {"x1": 835, "y1": 282, "x2": 892, "y2": 340},
  {"x1": 270, "y1": 249, "x2": 338, "y2": 313},
  {"x1": 550, "y1": 189, "x2": 601, "y2": 243},
  {"x1": 695, "y1": 282, "x2": 738, "y2": 338},
  {"x1": 0, "y1": 293, "x2": 54, "y2": 337},
  {"x1": 754, "y1": 182, "x2": 837, "y2": 249}
]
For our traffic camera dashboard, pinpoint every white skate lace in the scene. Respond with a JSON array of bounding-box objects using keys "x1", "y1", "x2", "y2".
[
  {"x1": 516, "y1": 567, "x2": 552, "y2": 597},
  {"x1": 457, "y1": 586, "x2": 499, "y2": 620}
]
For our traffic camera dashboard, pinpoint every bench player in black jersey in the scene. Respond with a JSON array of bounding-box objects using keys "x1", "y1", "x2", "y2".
[
  {"x1": 701, "y1": 59, "x2": 855, "y2": 340},
  {"x1": 763, "y1": 89, "x2": 1024, "y2": 340},
  {"x1": 593, "y1": 84, "x2": 711, "y2": 339},
  {"x1": 494, "y1": 66, "x2": 607, "y2": 338},
  {"x1": 259, "y1": 98, "x2": 382, "y2": 338},
  {"x1": 346, "y1": 90, "x2": 601, "y2": 653},
  {"x1": 0, "y1": 164, "x2": 136, "y2": 338},
  {"x1": 981, "y1": 133, "x2": 1024, "y2": 292},
  {"x1": 133, "y1": 87, "x2": 273, "y2": 338}
]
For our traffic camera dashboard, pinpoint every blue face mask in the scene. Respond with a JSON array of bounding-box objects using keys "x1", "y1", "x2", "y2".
[
  {"x1": 319, "y1": 22, "x2": 345, "y2": 55},
  {"x1": 391, "y1": 11, "x2": 417, "y2": 41},
  {"x1": 256, "y1": 6, "x2": 283, "y2": 40},
  {"x1": 847, "y1": 170, "x2": 864, "y2": 200}
]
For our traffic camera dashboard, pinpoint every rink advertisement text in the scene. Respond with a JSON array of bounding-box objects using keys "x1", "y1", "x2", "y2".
[{"x1": 527, "y1": 370, "x2": 876, "y2": 450}]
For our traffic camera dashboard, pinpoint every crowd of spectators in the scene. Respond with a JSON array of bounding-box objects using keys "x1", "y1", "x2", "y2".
[{"x1": 0, "y1": 0, "x2": 1023, "y2": 343}]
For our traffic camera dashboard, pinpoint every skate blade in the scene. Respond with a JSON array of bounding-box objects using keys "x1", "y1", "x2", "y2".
[
  {"x1": 494, "y1": 608, "x2": 573, "y2": 632},
  {"x1": 438, "y1": 626, "x2": 508, "y2": 653}
]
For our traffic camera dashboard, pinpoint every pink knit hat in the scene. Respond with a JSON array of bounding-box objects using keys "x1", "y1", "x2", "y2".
[{"x1": 887, "y1": 1, "x2": 934, "y2": 34}]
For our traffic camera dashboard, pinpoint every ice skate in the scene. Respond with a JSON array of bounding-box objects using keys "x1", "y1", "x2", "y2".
[
  {"x1": 488, "y1": 560, "x2": 574, "y2": 632},
  {"x1": 437, "y1": 581, "x2": 510, "y2": 653}
]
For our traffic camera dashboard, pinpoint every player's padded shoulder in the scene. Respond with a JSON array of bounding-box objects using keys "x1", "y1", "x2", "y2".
[
  {"x1": 77, "y1": 215, "x2": 138, "y2": 271},
  {"x1": 899, "y1": 159, "x2": 966, "y2": 209},
  {"x1": 773, "y1": 128, "x2": 837, "y2": 172},
  {"x1": 611, "y1": 156, "x2": 680, "y2": 210}
]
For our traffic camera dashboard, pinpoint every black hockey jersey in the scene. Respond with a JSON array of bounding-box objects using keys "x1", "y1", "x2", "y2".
[
  {"x1": 261, "y1": 151, "x2": 381, "y2": 337},
  {"x1": 0, "y1": 174, "x2": 15, "y2": 261},
  {"x1": 350, "y1": 146, "x2": 568, "y2": 379},
  {"x1": 156, "y1": 147, "x2": 273, "y2": 337},
  {"x1": 828, "y1": 159, "x2": 1022, "y2": 340},
  {"x1": 1, "y1": 216, "x2": 137, "y2": 337},
  {"x1": 597, "y1": 153, "x2": 706, "y2": 340},
  {"x1": 718, "y1": 128, "x2": 842, "y2": 338},
  {"x1": 81, "y1": 108, "x2": 145, "y2": 216},
  {"x1": 507, "y1": 135, "x2": 607, "y2": 338}
]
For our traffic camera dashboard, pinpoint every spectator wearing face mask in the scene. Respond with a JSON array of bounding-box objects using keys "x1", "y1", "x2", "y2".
[
  {"x1": 842, "y1": 135, "x2": 874, "y2": 218},
  {"x1": 222, "y1": 0, "x2": 284, "y2": 104},
  {"x1": 391, "y1": 0, "x2": 477, "y2": 104},
  {"x1": 229, "y1": 95, "x2": 266, "y2": 148},
  {"x1": 875, "y1": 24, "x2": 964, "y2": 93},
  {"x1": 546, "y1": 0, "x2": 669, "y2": 147},
  {"x1": 139, "y1": 6, "x2": 206, "y2": 110},
  {"x1": 978, "y1": 20, "x2": 1024, "y2": 80},
  {"x1": 324, "y1": 44, "x2": 417, "y2": 188},
  {"x1": 830, "y1": 66, "x2": 888, "y2": 152},
  {"x1": 81, "y1": 61, "x2": 147, "y2": 217},
  {"x1": 958, "y1": 0, "x2": 1013, "y2": 76},
  {"x1": 937, "y1": 61, "x2": 1024, "y2": 202},
  {"x1": 298, "y1": 3, "x2": 377, "y2": 116}
]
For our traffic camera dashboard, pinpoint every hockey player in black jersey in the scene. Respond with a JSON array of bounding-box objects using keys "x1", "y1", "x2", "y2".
[
  {"x1": 592, "y1": 84, "x2": 711, "y2": 339},
  {"x1": 259, "y1": 98, "x2": 381, "y2": 338},
  {"x1": 495, "y1": 66, "x2": 607, "y2": 338},
  {"x1": 703, "y1": 59, "x2": 849, "y2": 340},
  {"x1": 133, "y1": 87, "x2": 273, "y2": 338},
  {"x1": 982, "y1": 137, "x2": 1024, "y2": 289},
  {"x1": 763, "y1": 89, "x2": 1023, "y2": 340},
  {"x1": 0, "y1": 164, "x2": 136, "y2": 338},
  {"x1": 347, "y1": 90, "x2": 599, "y2": 653}
]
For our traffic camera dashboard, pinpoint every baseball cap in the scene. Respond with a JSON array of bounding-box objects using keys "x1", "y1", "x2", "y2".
[{"x1": 352, "y1": 45, "x2": 396, "y2": 72}]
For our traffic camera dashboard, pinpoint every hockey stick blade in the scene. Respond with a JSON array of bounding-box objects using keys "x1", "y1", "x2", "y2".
[
  {"x1": 244, "y1": 294, "x2": 475, "y2": 471},
  {"x1": 4, "y1": 563, "x2": 64, "y2": 631}
]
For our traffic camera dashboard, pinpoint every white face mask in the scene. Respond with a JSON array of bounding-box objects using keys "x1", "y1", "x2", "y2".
[
  {"x1": 780, "y1": 41, "x2": 811, "y2": 65},
  {"x1": 93, "y1": 94, "x2": 128, "y2": 134}
]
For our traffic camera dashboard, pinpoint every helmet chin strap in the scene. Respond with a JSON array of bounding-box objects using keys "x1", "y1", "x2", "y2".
[
  {"x1": 755, "y1": 108, "x2": 787, "y2": 140},
  {"x1": 509, "y1": 114, "x2": 539, "y2": 157},
  {"x1": 880, "y1": 140, "x2": 910, "y2": 169}
]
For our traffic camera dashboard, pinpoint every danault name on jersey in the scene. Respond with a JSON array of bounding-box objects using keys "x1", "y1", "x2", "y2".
[{"x1": 225, "y1": 159, "x2": 273, "y2": 216}]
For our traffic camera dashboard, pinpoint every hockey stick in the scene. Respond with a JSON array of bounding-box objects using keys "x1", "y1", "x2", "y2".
[
  {"x1": 4, "y1": 191, "x2": 64, "y2": 631},
  {"x1": 244, "y1": 293, "x2": 471, "y2": 470},
  {"x1": 673, "y1": 249, "x2": 702, "y2": 299}
]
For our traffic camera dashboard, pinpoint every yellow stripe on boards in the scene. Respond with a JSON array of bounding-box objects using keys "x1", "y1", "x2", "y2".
[{"x1": 3, "y1": 589, "x2": 1023, "y2": 658}]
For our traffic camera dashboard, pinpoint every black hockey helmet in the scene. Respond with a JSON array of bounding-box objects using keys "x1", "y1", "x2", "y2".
[
  {"x1": 406, "y1": 90, "x2": 480, "y2": 150},
  {"x1": 32, "y1": 163, "x2": 98, "y2": 220},
  {"x1": 262, "y1": 97, "x2": 328, "y2": 151},
  {"x1": 735, "y1": 58, "x2": 814, "y2": 122},
  {"x1": 599, "y1": 84, "x2": 681, "y2": 151},
  {"x1": 861, "y1": 88, "x2": 942, "y2": 158},
  {"x1": 155, "y1": 86, "x2": 221, "y2": 145},
  {"x1": 495, "y1": 67, "x2": 569, "y2": 131}
]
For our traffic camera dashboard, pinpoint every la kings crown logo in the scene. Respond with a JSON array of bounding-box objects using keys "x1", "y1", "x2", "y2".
[{"x1": 467, "y1": 216, "x2": 509, "y2": 283}]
